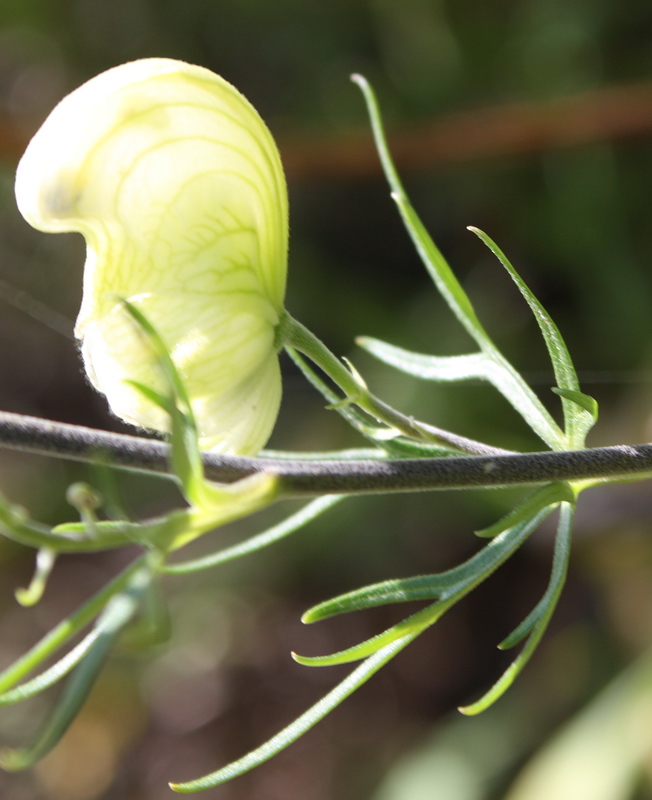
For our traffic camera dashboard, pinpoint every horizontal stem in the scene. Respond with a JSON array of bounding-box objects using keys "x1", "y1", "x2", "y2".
[{"x1": 0, "y1": 410, "x2": 651, "y2": 496}]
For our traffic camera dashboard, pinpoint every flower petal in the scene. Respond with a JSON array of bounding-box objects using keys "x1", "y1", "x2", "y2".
[{"x1": 15, "y1": 58, "x2": 288, "y2": 454}]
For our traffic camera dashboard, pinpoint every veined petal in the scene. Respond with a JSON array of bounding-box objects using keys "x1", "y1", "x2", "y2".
[
  {"x1": 198, "y1": 355, "x2": 282, "y2": 455},
  {"x1": 15, "y1": 58, "x2": 288, "y2": 455}
]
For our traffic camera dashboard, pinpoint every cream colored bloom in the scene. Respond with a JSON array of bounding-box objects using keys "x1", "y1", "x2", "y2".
[{"x1": 15, "y1": 58, "x2": 288, "y2": 454}]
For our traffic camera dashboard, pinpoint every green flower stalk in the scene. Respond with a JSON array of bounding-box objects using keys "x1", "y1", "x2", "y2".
[{"x1": 15, "y1": 58, "x2": 288, "y2": 455}]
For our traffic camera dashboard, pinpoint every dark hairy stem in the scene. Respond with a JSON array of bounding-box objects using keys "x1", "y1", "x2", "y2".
[
  {"x1": 263, "y1": 446, "x2": 652, "y2": 494},
  {"x1": 0, "y1": 410, "x2": 651, "y2": 496}
]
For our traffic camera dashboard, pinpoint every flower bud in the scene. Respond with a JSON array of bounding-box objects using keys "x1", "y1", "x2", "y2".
[{"x1": 15, "y1": 58, "x2": 288, "y2": 454}]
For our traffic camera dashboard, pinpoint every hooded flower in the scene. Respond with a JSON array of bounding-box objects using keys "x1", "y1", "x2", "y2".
[{"x1": 15, "y1": 58, "x2": 288, "y2": 455}]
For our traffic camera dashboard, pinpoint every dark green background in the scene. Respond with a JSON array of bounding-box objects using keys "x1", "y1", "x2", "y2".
[{"x1": 0, "y1": 2, "x2": 651, "y2": 798}]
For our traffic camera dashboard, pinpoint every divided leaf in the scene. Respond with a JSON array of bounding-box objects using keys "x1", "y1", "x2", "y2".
[
  {"x1": 352, "y1": 76, "x2": 567, "y2": 450},
  {"x1": 460, "y1": 502, "x2": 574, "y2": 715},
  {"x1": 169, "y1": 634, "x2": 417, "y2": 793},
  {"x1": 469, "y1": 227, "x2": 598, "y2": 448},
  {"x1": 297, "y1": 506, "x2": 555, "y2": 665}
]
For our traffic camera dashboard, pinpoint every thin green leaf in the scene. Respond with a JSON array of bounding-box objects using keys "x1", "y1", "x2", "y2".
[
  {"x1": 169, "y1": 633, "x2": 417, "y2": 793},
  {"x1": 498, "y1": 593, "x2": 548, "y2": 651},
  {"x1": 376, "y1": 438, "x2": 464, "y2": 458},
  {"x1": 552, "y1": 387, "x2": 599, "y2": 419},
  {"x1": 460, "y1": 502, "x2": 574, "y2": 715},
  {"x1": 122, "y1": 300, "x2": 210, "y2": 509},
  {"x1": 499, "y1": 501, "x2": 574, "y2": 650},
  {"x1": 287, "y1": 349, "x2": 463, "y2": 458},
  {"x1": 0, "y1": 569, "x2": 147, "y2": 770},
  {"x1": 124, "y1": 380, "x2": 174, "y2": 416},
  {"x1": 351, "y1": 76, "x2": 565, "y2": 450},
  {"x1": 351, "y1": 75, "x2": 485, "y2": 343},
  {"x1": 302, "y1": 577, "x2": 446, "y2": 623},
  {"x1": 124, "y1": 571, "x2": 171, "y2": 647},
  {"x1": 359, "y1": 336, "x2": 565, "y2": 451},
  {"x1": 475, "y1": 354, "x2": 565, "y2": 450},
  {"x1": 295, "y1": 510, "x2": 553, "y2": 667},
  {"x1": 469, "y1": 227, "x2": 598, "y2": 448},
  {"x1": 164, "y1": 495, "x2": 344, "y2": 575},
  {"x1": 121, "y1": 300, "x2": 193, "y2": 414},
  {"x1": 303, "y1": 509, "x2": 552, "y2": 624},
  {"x1": 389, "y1": 196, "x2": 567, "y2": 451},
  {"x1": 468, "y1": 227, "x2": 576, "y2": 388},
  {"x1": 52, "y1": 519, "x2": 140, "y2": 536},
  {"x1": 356, "y1": 341, "x2": 488, "y2": 382},
  {"x1": 15, "y1": 548, "x2": 56, "y2": 606},
  {"x1": 287, "y1": 348, "x2": 395, "y2": 441},
  {"x1": 475, "y1": 482, "x2": 574, "y2": 538},
  {"x1": 0, "y1": 493, "x2": 133, "y2": 553},
  {"x1": 294, "y1": 599, "x2": 445, "y2": 666},
  {"x1": 0, "y1": 626, "x2": 104, "y2": 706},
  {"x1": 0, "y1": 556, "x2": 147, "y2": 695}
]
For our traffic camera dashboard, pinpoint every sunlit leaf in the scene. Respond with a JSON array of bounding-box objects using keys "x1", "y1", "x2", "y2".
[
  {"x1": 0, "y1": 626, "x2": 106, "y2": 706},
  {"x1": 15, "y1": 548, "x2": 56, "y2": 606},
  {"x1": 164, "y1": 494, "x2": 343, "y2": 574},
  {"x1": 469, "y1": 227, "x2": 598, "y2": 448},
  {"x1": 0, "y1": 569, "x2": 148, "y2": 770},
  {"x1": 475, "y1": 482, "x2": 574, "y2": 538},
  {"x1": 0, "y1": 557, "x2": 147, "y2": 696},
  {"x1": 460, "y1": 503, "x2": 574, "y2": 715},
  {"x1": 302, "y1": 508, "x2": 552, "y2": 624},
  {"x1": 296, "y1": 509, "x2": 553, "y2": 669},
  {"x1": 169, "y1": 633, "x2": 417, "y2": 792},
  {"x1": 352, "y1": 75, "x2": 565, "y2": 450}
]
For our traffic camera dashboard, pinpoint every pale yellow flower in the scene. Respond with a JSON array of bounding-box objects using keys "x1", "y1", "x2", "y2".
[{"x1": 15, "y1": 58, "x2": 288, "y2": 455}]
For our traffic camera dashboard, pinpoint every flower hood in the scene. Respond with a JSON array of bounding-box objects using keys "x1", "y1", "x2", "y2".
[{"x1": 15, "y1": 58, "x2": 288, "y2": 455}]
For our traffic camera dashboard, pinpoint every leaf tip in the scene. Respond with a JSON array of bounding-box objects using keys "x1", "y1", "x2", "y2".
[
  {"x1": 168, "y1": 782, "x2": 187, "y2": 794},
  {"x1": 14, "y1": 587, "x2": 37, "y2": 607},
  {"x1": 0, "y1": 747, "x2": 29, "y2": 771},
  {"x1": 301, "y1": 604, "x2": 327, "y2": 624},
  {"x1": 472, "y1": 526, "x2": 496, "y2": 539},
  {"x1": 169, "y1": 778, "x2": 207, "y2": 794},
  {"x1": 457, "y1": 699, "x2": 485, "y2": 717},
  {"x1": 466, "y1": 225, "x2": 487, "y2": 240},
  {"x1": 290, "y1": 650, "x2": 310, "y2": 665}
]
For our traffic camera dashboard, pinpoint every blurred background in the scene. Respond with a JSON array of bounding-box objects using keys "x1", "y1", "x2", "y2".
[{"x1": 1, "y1": 1, "x2": 652, "y2": 798}]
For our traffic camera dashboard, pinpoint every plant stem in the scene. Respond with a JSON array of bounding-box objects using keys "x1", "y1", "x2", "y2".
[
  {"x1": 279, "y1": 313, "x2": 509, "y2": 457},
  {"x1": 0, "y1": 410, "x2": 651, "y2": 495}
]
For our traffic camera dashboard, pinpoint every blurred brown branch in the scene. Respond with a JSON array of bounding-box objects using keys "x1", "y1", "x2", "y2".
[
  {"x1": 279, "y1": 80, "x2": 652, "y2": 180},
  {"x1": 0, "y1": 121, "x2": 25, "y2": 162}
]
